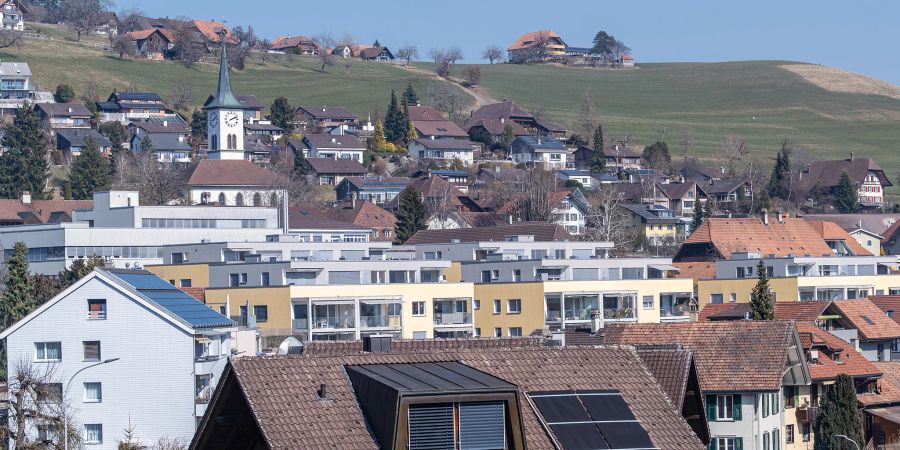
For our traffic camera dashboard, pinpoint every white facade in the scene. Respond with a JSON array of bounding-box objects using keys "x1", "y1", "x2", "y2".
[
  {"x1": 408, "y1": 141, "x2": 475, "y2": 166},
  {"x1": 0, "y1": 1, "x2": 24, "y2": 31},
  {"x1": 552, "y1": 195, "x2": 588, "y2": 235},
  {"x1": 189, "y1": 186, "x2": 282, "y2": 207},
  {"x1": 859, "y1": 170, "x2": 886, "y2": 206},
  {"x1": 0, "y1": 271, "x2": 234, "y2": 449},
  {"x1": 708, "y1": 392, "x2": 786, "y2": 450},
  {"x1": 207, "y1": 108, "x2": 245, "y2": 160}
]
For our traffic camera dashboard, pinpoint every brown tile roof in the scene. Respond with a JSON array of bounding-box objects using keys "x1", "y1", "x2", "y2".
[
  {"x1": 270, "y1": 35, "x2": 316, "y2": 51},
  {"x1": 867, "y1": 296, "x2": 900, "y2": 326},
  {"x1": 797, "y1": 323, "x2": 882, "y2": 381},
  {"x1": 831, "y1": 299, "x2": 900, "y2": 340},
  {"x1": 407, "y1": 106, "x2": 447, "y2": 121},
  {"x1": 0, "y1": 199, "x2": 92, "y2": 224},
  {"x1": 127, "y1": 28, "x2": 175, "y2": 42},
  {"x1": 806, "y1": 220, "x2": 872, "y2": 256},
  {"x1": 804, "y1": 214, "x2": 900, "y2": 236},
  {"x1": 636, "y1": 345, "x2": 693, "y2": 409},
  {"x1": 801, "y1": 158, "x2": 892, "y2": 190},
  {"x1": 412, "y1": 120, "x2": 469, "y2": 138},
  {"x1": 305, "y1": 158, "x2": 366, "y2": 175},
  {"x1": 131, "y1": 121, "x2": 188, "y2": 134},
  {"x1": 699, "y1": 301, "x2": 831, "y2": 323},
  {"x1": 324, "y1": 201, "x2": 396, "y2": 230},
  {"x1": 405, "y1": 221, "x2": 574, "y2": 244},
  {"x1": 289, "y1": 205, "x2": 369, "y2": 230},
  {"x1": 677, "y1": 217, "x2": 837, "y2": 261},
  {"x1": 304, "y1": 134, "x2": 365, "y2": 150},
  {"x1": 672, "y1": 261, "x2": 715, "y2": 280},
  {"x1": 296, "y1": 106, "x2": 358, "y2": 120},
  {"x1": 359, "y1": 46, "x2": 390, "y2": 59},
  {"x1": 411, "y1": 137, "x2": 475, "y2": 150},
  {"x1": 602, "y1": 321, "x2": 797, "y2": 392},
  {"x1": 658, "y1": 182, "x2": 696, "y2": 200},
  {"x1": 860, "y1": 362, "x2": 900, "y2": 406},
  {"x1": 223, "y1": 345, "x2": 705, "y2": 449},
  {"x1": 186, "y1": 160, "x2": 283, "y2": 186},
  {"x1": 190, "y1": 19, "x2": 238, "y2": 44},
  {"x1": 883, "y1": 221, "x2": 900, "y2": 243},
  {"x1": 508, "y1": 30, "x2": 564, "y2": 51},
  {"x1": 463, "y1": 117, "x2": 530, "y2": 136},
  {"x1": 178, "y1": 287, "x2": 205, "y2": 302}
]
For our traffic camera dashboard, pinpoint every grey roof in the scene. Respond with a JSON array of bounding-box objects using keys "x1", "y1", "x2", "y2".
[
  {"x1": 95, "y1": 101, "x2": 119, "y2": 112},
  {"x1": 342, "y1": 176, "x2": 411, "y2": 190},
  {"x1": 515, "y1": 135, "x2": 566, "y2": 150},
  {"x1": 56, "y1": 128, "x2": 111, "y2": 148},
  {"x1": 245, "y1": 123, "x2": 284, "y2": 132},
  {"x1": 204, "y1": 35, "x2": 242, "y2": 109},
  {"x1": 142, "y1": 115, "x2": 189, "y2": 128},
  {"x1": 109, "y1": 91, "x2": 163, "y2": 102},
  {"x1": 289, "y1": 205, "x2": 370, "y2": 230},
  {"x1": 306, "y1": 157, "x2": 366, "y2": 175},
  {"x1": 103, "y1": 269, "x2": 233, "y2": 328},
  {"x1": 36, "y1": 103, "x2": 92, "y2": 117},
  {"x1": 236, "y1": 95, "x2": 263, "y2": 109},
  {"x1": 0, "y1": 62, "x2": 31, "y2": 77},
  {"x1": 296, "y1": 106, "x2": 358, "y2": 120},
  {"x1": 622, "y1": 204, "x2": 682, "y2": 224},
  {"x1": 131, "y1": 121, "x2": 189, "y2": 134},
  {"x1": 139, "y1": 133, "x2": 191, "y2": 151},
  {"x1": 346, "y1": 362, "x2": 516, "y2": 394},
  {"x1": 412, "y1": 138, "x2": 475, "y2": 150},
  {"x1": 304, "y1": 134, "x2": 364, "y2": 150},
  {"x1": 702, "y1": 178, "x2": 748, "y2": 195}
]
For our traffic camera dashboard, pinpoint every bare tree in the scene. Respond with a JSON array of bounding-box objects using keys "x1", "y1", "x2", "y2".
[
  {"x1": 81, "y1": 79, "x2": 99, "y2": 104},
  {"x1": 119, "y1": 7, "x2": 145, "y2": 33},
  {"x1": 427, "y1": 82, "x2": 466, "y2": 122},
  {"x1": 170, "y1": 18, "x2": 205, "y2": 67},
  {"x1": 482, "y1": 44, "x2": 504, "y2": 64},
  {"x1": 679, "y1": 124, "x2": 692, "y2": 166},
  {"x1": 114, "y1": 152, "x2": 185, "y2": 205},
  {"x1": 462, "y1": 65, "x2": 482, "y2": 86},
  {"x1": 337, "y1": 32, "x2": 354, "y2": 47},
  {"x1": 396, "y1": 45, "x2": 418, "y2": 66},
  {"x1": 229, "y1": 25, "x2": 258, "y2": 70},
  {"x1": 428, "y1": 48, "x2": 446, "y2": 64},
  {"x1": 509, "y1": 167, "x2": 558, "y2": 222},
  {"x1": 445, "y1": 46, "x2": 464, "y2": 64},
  {"x1": 0, "y1": 29, "x2": 23, "y2": 49},
  {"x1": 61, "y1": 0, "x2": 110, "y2": 41},
  {"x1": 517, "y1": 32, "x2": 552, "y2": 63},
  {"x1": 257, "y1": 38, "x2": 272, "y2": 62},
  {"x1": 1, "y1": 358, "x2": 83, "y2": 449},
  {"x1": 583, "y1": 185, "x2": 638, "y2": 254},
  {"x1": 721, "y1": 134, "x2": 748, "y2": 178},
  {"x1": 312, "y1": 33, "x2": 335, "y2": 72},
  {"x1": 571, "y1": 88, "x2": 597, "y2": 144},
  {"x1": 109, "y1": 32, "x2": 136, "y2": 59},
  {"x1": 436, "y1": 60, "x2": 452, "y2": 79},
  {"x1": 167, "y1": 80, "x2": 194, "y2": 112}
]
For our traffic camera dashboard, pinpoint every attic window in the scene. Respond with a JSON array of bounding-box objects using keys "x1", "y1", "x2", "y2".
[{"x1": 887, "y1": 310, "x2": 894, "y2": 318}]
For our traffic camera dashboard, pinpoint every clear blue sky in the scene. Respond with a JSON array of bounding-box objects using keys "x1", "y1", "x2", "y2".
[{"x1": 128, "y1": 0, "x2": 900, "y2": 84}]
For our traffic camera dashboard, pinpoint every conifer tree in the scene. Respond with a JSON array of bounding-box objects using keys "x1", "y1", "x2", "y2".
[
  {"x1": 815, "y1": 374, "x2": 863, "y2": 450},
  {"x1": 500, "y1": 123, "x2": 516, "y2": 154},
  {"x1": 267, "y1": 96, "x2": 295, "y2": 132},
  {"x1": 394, "y1": 186, "x2": 426, "y2": 243},
  {"x1": 0, "y1": 103, "x2": 49, "y2": 199},
  {"x1": 690, "y1": 200, "x2": 704, "y2": 232},
  {"x1": 749, "y1": 260, "x2": 774, "y2": 320},
  {"x1": 291, "y1": 148, "x2": 308, "y2": 178},
  {"x1": 590, "y1": 125, "x2": 606, "y2": 173},
  {"x1": 139, "y1": 134, "x2": 154, "y2": 154},
  {"x1": 69, "y1": 138, "x2": 111, "y2": 200},
  {"x1": 593, "y1": 124, "x2": 604, "y2": 152},
  {"x1": 190, "y1": 109, "x2": 208, "y2": 138},
  {"x1": 767, "y1": 141, "x2": 791, "y2": 200},
  {"x1": 833, "y1": 172, "x2": 860, "y2": 213},
  {"x1": 402, "y1": 82, "x2": 419, "y2": 106},
  {"x1": 384, "y1": 90, "x2": 405, "y2": 142},
  {"x1": 0, "y1": 241, "x2": 35, "y2": 379}
]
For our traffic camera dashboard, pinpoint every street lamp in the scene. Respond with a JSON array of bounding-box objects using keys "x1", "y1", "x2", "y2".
[
  {"x1": 64, "y1": 358, "x2": 120, "y2": 450},
  {"x1": 835, "y1": 434, "x2": 861, "y2": 450}
]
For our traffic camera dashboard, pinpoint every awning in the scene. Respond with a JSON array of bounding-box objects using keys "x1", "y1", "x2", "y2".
[
  {"x1": 649, "y1": 264, "x2": 679, "y2": 272},
  {"x1": 867, "y1": 406, "x2": 900, "y2": 424}
]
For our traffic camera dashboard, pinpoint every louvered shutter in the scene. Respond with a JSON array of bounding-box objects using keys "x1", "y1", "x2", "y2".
[
  {"x1": 735, "y1": 437, "x2": 743, "y2": 450},
  {"x1": 733, "y1": 394, "x2": 742, "y2": 421},
  {"x1": 459, "y1": 401, "x2": 505, "y2": 450},
  {"x1": 706, "y1": 395, "x2": 717, "y2": 421},
  {"x1": 409, "y1": 404, "x2": 454, "y2": 450}
]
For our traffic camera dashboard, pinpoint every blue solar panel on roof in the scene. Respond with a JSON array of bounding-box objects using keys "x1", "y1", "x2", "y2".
[
  {"x1": 111, "y1": 272, "x2": 176, "y2": 290},
  {"x1": 108, "y1": 270, "x2": 234, "y2": 328}
]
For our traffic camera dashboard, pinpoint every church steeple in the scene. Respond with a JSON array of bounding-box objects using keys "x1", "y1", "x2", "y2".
[{"x1": 205, "y1": 29, "x2": 242, "y2": 109}]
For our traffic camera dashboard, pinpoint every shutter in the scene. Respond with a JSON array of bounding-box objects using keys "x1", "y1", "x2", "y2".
[
  {"x1": 735, "y1": 437, "x2": 743, "y2": 450},
  {"x1": 793, "y1": 387, "x2": 799, "y2": 409},
  {"x1": 409, "y1": 404, "x2": 454, "y2": 450},
  {"x1": 733, "y1": 394, "x2": 742, "y2": 421},
  {"x1": 707, "y1": 395, "x2": 717, "y2": 421},
  {"x1": 459, "y1": 401, "x2": 505, "y2": 450},
  {"x1": 707, "y1": 439, "x2": 716, "y2": 450}
]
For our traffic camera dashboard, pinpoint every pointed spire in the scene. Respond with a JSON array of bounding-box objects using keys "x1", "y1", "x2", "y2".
[{"x1": 205, "y1": 29, "x2": 242, "y2": 109}]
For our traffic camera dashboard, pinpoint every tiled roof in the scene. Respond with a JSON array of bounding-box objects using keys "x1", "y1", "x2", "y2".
[
  {"x1": 867, "y1": 296, "x2": 900, "y2": 326},
  {"x1": 883, "y1": 221, "x2": 900, "y2": 243},
  {"x1": 463, "y1": 117, "x2": 530, "y2": 136},
  {"x1": 678, "y1": 217, "x2": 837, "y2": 260},
  {"x1": 186, "y1": 160, "x2": 282, "y2": 186},
  {"x1": 699, "y1": 302, "x2": 830, "y2": 322},
  {"x1": 860, "y1": 362, "x2": 900, "y2": 406},
  {"x1": 296, "y1": 106, "x2": 358, "y2": 120},
  {"x1": 672, "y1": 262, "x2": 715, "y2": 280},
  {"x1": 270, "y1": 35, "x2": 316, "y2": 51},
  {"x1": 236, "y1": 95, "x2": 263, "y2": 109},
  {"x1": 804, "y1": 214, "x2": 899, "y2": 236},
  {"x1": 126, "y1": 28, "x2": 175, "y2": 42},
  {"x1": 412, "y1": 121, "x2": 469, "y2": 138},
  {"x1": 602, "y1": 321, "x2": 797, "y2": 392},
  {"x1": 405, "y1": 221, "x2": 574, "y2": 244},
  {"x1": 658, "y1": 182, "x2": 696, "y2": 200},
  {"x1": 131, "y1": 121, "x2": 189, "y2": 134},
  {"x1": 831, "y1": 299, "x2": 900, "y2": 341},
  {"x1": 468, "y1": 100, "x2": 533, "y2": 121},
  {"x1": 304, "y1": 134, "x2": 364, "y2": 150},
  {"x1": 702, "y1": 178, "x2": 748, "y2": 194},
  {"x1": 289, "y1": 205, "x2": 369, "y2": 230},
  {"x1": 222, "y1": 344, "x2": 704, "y2": 450},
  {"x1": 797, "y1": 323, "x2": 882, "y2": 381},
  {"x1": 622, "y1": 204, "x2": 682, "y2": 224},
  {"x1": 801, "y1": 158, "x2": 892, "y2": 190},
  {"x1": 514, "y1": 135, "x2": 566, "y2": 150},
  {"x1": 190, "y1": 19, "x2": 238, "y2": 44},
  {"x1": 36, "y1": 103, "x2": 92, "y2": 117},
  {"x1": 0, "y1": 199, "x2": 92, "y2": 224},
  {"x1": 56, "y1": 128, "x2": 111, "y2": 147},
  {"x1": 806, "y1": 220, "x2": 872, "y2": 255},
  {"x1": 324, "y1": 201, "x2": 396, "y2": 230},
  {"x1": 305, "y1": 158, "x2": 366, "y2": 175},
  {"x1": 407, "y1": 106, "x2": 447, "y2": 121},
  {"x1": 636, "y1": 345, "x2": 693, "y2": 409},
  {"x1": 411, "y1": 137, "x2": 474, "y2": 150},
  {"x1": 359, "y1": 46, "x2": 390, "y2": 59},
  {"x1": 508, "y1": 30, "x2": 564, "y2": 51}
]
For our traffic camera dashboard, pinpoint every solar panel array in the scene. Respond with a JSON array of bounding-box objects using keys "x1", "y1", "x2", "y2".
[
  {"x1": 529, "y1": 390, "x2": 657, "y2": 450},
  {"x1": 107, "y1": 270, "x2": 234, "y2": 329}
]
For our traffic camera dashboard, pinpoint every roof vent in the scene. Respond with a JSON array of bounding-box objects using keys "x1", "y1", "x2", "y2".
[
  {"x1": 67, "y1": 107, "x2": 72, "y2": 113},
  {"x1": 331, "y1": 137, "x2": 336, "y2": 143},
  {"x1": 316, "y1": 383, "x2": 328, "y2": 400}
]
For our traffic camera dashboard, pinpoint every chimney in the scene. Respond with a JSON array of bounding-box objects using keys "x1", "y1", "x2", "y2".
[
  {"x1": 776, "y1": 210, "x2": 783, "y2": 223},
  {"x1": 590, "y1": 309, "x2": 604, "y2": 333},
  {"x1": 351, "y1": 191, "x2": 357, "y2": 209},
  {"x1": 163, "y1": 120, "x2": 168, "y2": 127},
  {"x1": 762, "y1": 208, "x2": 769, "y2": 225},
  {"x1": 430, "y1": 135, "x2": 435, "y2": 140},
  {"x1": 849, "y1": 152, "x2": 854, "y2": 161},
  {"x1": 331, "y1": 137, "x2": 336, "y2": 143},
  {"x1": 20, "y1": 191, "x2": 31, "y2": 204},
  {"x1": 67, "y1": 107, "x2": 72, "y2": 113},
  {"x1": 317, "y1": 383, "x2": 327, "y2": 400},
  {"x1": 507, "y1": 215, "x2": 513, "y2": 225}
]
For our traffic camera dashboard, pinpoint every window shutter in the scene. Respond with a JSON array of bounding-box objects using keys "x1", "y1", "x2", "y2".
[
  {"x1": 735, "y1": 437, "x2": 743, "y2": 450},
  {"x1": 707, "y1": 440, "x2": 716, "y2": 450},
  {"x1": 707, "y1": 395, "x2": 717, "y2": 421},
  {"x1": 459, "y1": 401, "x2": 505, "y2": 450},
  {"x1": 733, "y1": 394, "x2": 742, "y2": 420},
  {"x1": 793, "y1": 387, "x2": 799, "y2": 408},
  {"x1": 409, "y1": 404, "x2": 454, "y2": 450}
]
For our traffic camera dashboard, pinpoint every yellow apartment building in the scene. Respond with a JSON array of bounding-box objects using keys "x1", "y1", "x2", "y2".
[
  {"x1": 698, "y1": 275, "x2": 900, "y2": 309},
  {"x1": 147, "y1": 263, "x2": 211, "y2": 288}
]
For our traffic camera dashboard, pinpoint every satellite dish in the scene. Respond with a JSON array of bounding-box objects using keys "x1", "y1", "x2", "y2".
[{"x1": 276, "y1": 336, "x2": 303, "y2": 355}]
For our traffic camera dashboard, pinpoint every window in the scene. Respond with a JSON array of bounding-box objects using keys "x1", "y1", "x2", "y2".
[
  {"x1": 642, "y1": 295, "x2": 654, "y2": 310},
  {"x1": 83, "y1": 341, "x2": 100, "y2": 362},
  {"x1": 715, "y1": 437, "x2": 738, "y2": 450},
  {"x1": 481, "y1": 270, "x2": 499, "y2": 283},
  {"x1": 261, "y1": 272, "x2": 270, "y2": 287},
  {"x1": 772, "y1": 392, "x2": 779, "y2": 413},
  {"x1": 473, "y1": 299, "x2": 480, "y2": 310},
  {"x1": 179, "y1": 278, "x2": 192, "y2": 288},
  {"x1": 229, "y1": 273, "x2": 240, "y2": 287},
  {"x1": 783, "y1": 386, "x2": 796, "y2": 408},
  {"x1": 710, "y1": 294, "x2": 724, "y2": 304},
  {"x1": 84, "y1": 424, "x2": 103, "y2": 444},
  {"x1": 773, "y1": 428, "x2": 780, "y2": 450},
  {"x1": 716, "y1": 395, "x2": 734, "y2": 420},
  {"x1": 509, "y1": 327, "x2": 522, "y2": 337},
  {"x1": 412, "y1": 301, "x2": 425, "y2": 316},
  {"x1": 512, "y1": 269, "x2": 522, "y2": 282},
  {"x1": 87, "y1": 299, "x2": 106, "y2": 319},
  {"x1": 253, "y1": 305, "x2": 268, "y2": 322},
  {"x1": 493, "y1": 327, "x2": 502, "y2": 337},
  {"x1": 763, "y1": 431, "x2": 770, "y2": 450},
  {"x1": 412, "y1": 331, "x2": 427, "y2": 339},
  {"x1": 37, "y1": 424, "x2": 57, "y2": 443},
  {"x1": 240, "y1": 273, "x2": 248, "y2": 285},
  {"x1": 729, "y1": 293, "x2": 737, "y2": 303},
  {"x1": 507, "y1": 299, "x2": 521, "y2": 314},
  {"x1": 84, "y1": 382, "x2": 102, "y2": 402},
  {"x1": 785, "y1": 424, "x2": 794, "y2": 444},
  {"x1": 493, "y1": 299, "x2": 501, "y2": 314},
  {"x1": 35, "y1": 342, "x2": 61, "y2": 362}
]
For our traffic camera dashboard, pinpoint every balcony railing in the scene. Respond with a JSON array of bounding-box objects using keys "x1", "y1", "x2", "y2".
[
  {"x1": 311, "y1": 317, "x2": 355, "y2": 329},
  {"x1": 660, "y1": 304, "x2": 690, "y2": 319},
  {"x1": 195, "y1": 386, "x2": 213, "y2": 404},
  {"x1": 292, "y1": 318, "x2": 309, "y2": 331},
  {"x1": 360, "y1": 314, "x2": 402, "y2": 329},
  {"x1": 433, "y1": 312, "x2": 472, "y2": 326},
  {"x1": 87, "y1": 311, "x2": 107, "y2": 320},
  {"x1": 796, "y1": 405, "x2": 818, "y2": 423}
]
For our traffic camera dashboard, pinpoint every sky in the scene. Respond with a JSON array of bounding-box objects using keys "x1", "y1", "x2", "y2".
[{"x1": 130, "y1": 0, "x2": 900, "y2": 84}]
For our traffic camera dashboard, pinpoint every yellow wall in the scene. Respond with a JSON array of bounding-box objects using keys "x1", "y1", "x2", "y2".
[
  {"x1": 205, "y1": 286, "x2": 292, "y2": 333},
  {"x1": 784, "y1": 386, "x2": 814, "y2": 450},
  {"x1": 445, "y1": 261, "x2": 463, "y2": 283},
  {"x1": 796, "y1": 275, "x2": 900, "y2": 293},
  {"x1": 473, "y1": 282, "x2": 546, "y2": 337},
  {"x1": 146, "y1": 263, "x2": 210, "y2": 288},
  {"x1": 543, "y1": 278, "x2": 695, "y2": 323},
  {"x1": 697, "y1": 278, "x2": 799, "y2": 309}
]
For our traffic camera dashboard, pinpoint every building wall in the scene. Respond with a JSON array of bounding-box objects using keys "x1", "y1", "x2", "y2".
[
  {"x1": 698, "y1": 278, "x2": 800, "y2": 309},
  {"x1": 543, "y1": 278, "x2": 695, "y2": 324},
  {"x1": 473, "y1": 281, "x2": 546, "y2": 337},
  {"x1": 4, "y1": 276, "x2": 199, "y2": 449},
  {"x1": 146, "y1": 263, "x2": 210, "y2": 288},
  {"x1": 707, "y1": 392, "x2": 784, "y2": 450}
]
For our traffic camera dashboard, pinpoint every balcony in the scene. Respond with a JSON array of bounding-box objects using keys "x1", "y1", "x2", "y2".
[
  {"x1": 292, "y1": 318, "x2": 309, "y2": 332},
  {"x1": 311, "y1": 303, "x2": 356, "y2": 330},
  {"x1": 311, "y1": 316, "x2": 356, "y2": 329},
  {"x1": 660, "y1": 294, "x2": 692, "y2": 321},
  {"x1": 434, "y1": 311, "x2": 472, "y2": 326},
  {"x1": 796, "y1": 405, "x2": 818, "y2": 423},
  {"x1": 433, "y1": 299, "x2": 472, "y2": 327},
  {"x1": 195, "y1": 386, "x2": 213, "y2": 404}
]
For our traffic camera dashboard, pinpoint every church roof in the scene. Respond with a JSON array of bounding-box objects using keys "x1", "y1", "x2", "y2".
[{"x1": 204, "y1": 31, "x2": 242, "y2": 110}]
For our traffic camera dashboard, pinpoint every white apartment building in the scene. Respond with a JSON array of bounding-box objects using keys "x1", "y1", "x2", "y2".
[{"x1": 0, "y1": 269, "x2": 235, "y2": 449}]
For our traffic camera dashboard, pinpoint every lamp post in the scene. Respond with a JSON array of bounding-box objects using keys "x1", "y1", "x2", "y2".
[
  {"x1": 835, "y1": 434, "x2": 861, "y2": 450},
  {"x1": 64, "y1": 358, "x2": 120, "y2": 450}
]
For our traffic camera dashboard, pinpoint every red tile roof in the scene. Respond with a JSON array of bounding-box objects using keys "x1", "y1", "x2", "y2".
[
  {"x1": 635, "y1": 345, "x2": 694, "y2": 409},
  {"x1": 883, "y1": 221, "x2": 900, "y2": 243},
  {"x1": 797, "y1": 323, "x2": 881, "y2": 381},
  {"x1": 127, "y1": 28, "x2": 175, "y2": 42},
  {"x1": 407, "y1": 106, "x2": 447, "y2": 121},
  {"x1": 806, "y1": 220, "x2": 872, "y2": 256},
  {"x1": 699, "y1": 301, "x2": 830, "y2": 322},
  {"x1": 801, "y1": 158, "x2": 891, "y2": 190},
  {"x1": 190, "y1": 19, "x2": 238, "y2": 44},
  {"x1": 867, "y1": 296, "x2": 900, "y2": 326},
  {"x1": 602, "y1": 321, "x2": 799, "y2": 392},
  {"x1": 831, "y1": 299, "x2": 900, "y2": 340},
  {"x1": 324, "y1": 201, "x2": 396, "y2": 230},
  {"x1": 508, "y1": 30, "x2": 564, "y2": 51},
  {"x1": 186, "y1": 160, "x2": 283, "y2": 186},
  {"x1": 672, "y1": 261, "x2": 715, "y2": 280},
  {"x1": 860, "y1": 362, "x2": 900, "y2": 406},
  {"x1": 0, "y1": 199, "x2": 92, "y2": 224},
  {"x1": 677, "y1": 217, "x2": 839, "y2": 261}
]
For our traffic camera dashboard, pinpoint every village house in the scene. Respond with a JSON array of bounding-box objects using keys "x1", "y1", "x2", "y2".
[
  {"x1": 800, "y1": 154, "x2": 893, "y2": 207},
  {"x1": 185, "y1": 159, "x2": 284, "y2": 207},
  {"x1": 550, "y1": 189, "x2": 589, "y2": 235},
  {"x1": 465, "y1": 100, "x2": 567, "y2": 141},
  {"x1": 56, "y1": 128, "x2": 112, "y2": 158},
  {"x1": 621, "y1": 203, "x2": 686, "y2": 245},
  {"x1": 301, "y1": 134, "x2": 365, "y2": 162},
  {"x1": 805, "y1": 213, "x2": 899, "y2": 256},
  {"x1": 510, "y1": 135, "x2": 570, "y2": 169},
  {"x1": 306, "y1": 157, "x2": 366, "y2": 186},
  {"x1": 657, "y1": 182, "x2": 704, "y2": 218},
  {"x1": 129, "y1": 121, "x2": 191, "y2": 163},
  {"x1": 324, "y1": 198, "x2": 397, "y2": 242},
  {"x1": 35, "y1": 103, "x2": 92, "y2": 135},
  {"x1": 336, "y1": 176, "x2": 411, "y2": 205},
  {"x1": 407, "y1": 105, "x2": 468, "y2": 139},
  {"x1": 507, "y1": 30, "x2": 568, "y2": 62},
  {"x1": 358, "y1": 46, "x2": 395, "y2": 61},
  {"x1": 244, "y1": 122, "x2": 283, "y2": 139},
  {"x1": 0, "y1": 191, "x2": 91, "y2": 226},
  {"x1": 97, "y1": 91, "x2": 170, "y2": 122},
  {"x1": 295, "y1": 106, "x2": 358, "y2": 132},
  {"x1": 408, "y1": 138, "x2": 477, "y2": 166},
  {"x1": 0, "y1": 0, "x2": 26, "y2": 31},
  {"x1": 270, "y1": 35, "x2": 320, "y2": 55},
  {"x1": 126, "y1": 28, "x2": 175, "y2": 60}
]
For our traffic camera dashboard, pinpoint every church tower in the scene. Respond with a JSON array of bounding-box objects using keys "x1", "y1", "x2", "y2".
[{"x1": 204, "y1": 29, "x2": 245, "y2": 160}]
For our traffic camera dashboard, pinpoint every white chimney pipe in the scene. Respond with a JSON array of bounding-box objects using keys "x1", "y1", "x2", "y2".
[{"x1": 590, "y1": 309, "x2": 604, "y2": 333}]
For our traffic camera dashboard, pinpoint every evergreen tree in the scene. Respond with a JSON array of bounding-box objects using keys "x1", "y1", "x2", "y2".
[
  {"x1": 0, "y1": 241, "x2": 35, "y2": 379},
  {"x1": 57, "y1": 256, "x2": 106, "y2": 291},
  {"x1": 394, "y1": 186, "x2": 426, "y2": 244},
  {"x1": 407, "y1": 120, "x2": 418, "y2": 142},
  {"x1": 373, "y1": 39, "x2": 381, "y2": 47},
  {"x1": 384, "y1": 90, "x2": 405, "y2": 142},
  {"x1": 139, "y1": 134, "x2": 154, "y2": 154},
  {"x1": 500, "y1": 123, "x2": 516, "y2": 153},
  {"x1": 690, "y1": 200, "x2": 704, "y2": 232},
  {"x1": 767, "y1": 142, "x2": 791, "y2": 200},
  {"x1": 590, "y1": 125, "x2": 606, "y2": 173},
  {"x1": 815, "y1": 374, "x2": 863, "y2": 450},
  {"x1": 69, "y1": 137, "x2": 111, "y2": 200},
  {"x1": 833, "y1": 172, "x2": 860, "y2": 213},
  {"x1": 190, "y1": 109, "x2": 208, "y2": 138},
  {"x1": 749, "y1": 260, "x2": 774, "y2": 320},
  {"x1": 291, "y1": 148, "x2": 308, "y2": 178},
  {"x1": 641, "y1": 141, "x2": 671, "y2": 170},
  {"x1": 99, "y1": 121, "x2": 128, "y2": 152},
  {"x1": 0, "y1": 103, "x2": 49, "y2": 199},
  {"x1": 267, "y1": 96, "x2": 295, "y2": 132},
  {"x1": 402, "y1": 82, "x2": 419, "y2": 106},
  {"x1": 372, "y1": 120, "x2": 387, "y2": 151},
  {"x1": 54, "y1": 84, "x2": 75, "y2": 103}
]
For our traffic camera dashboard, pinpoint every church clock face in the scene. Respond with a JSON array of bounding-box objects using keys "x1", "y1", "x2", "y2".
[
  {"x1": 224, "y1": 111, "x2": 240, "y2": 128},
  {"x1": 208, "y1": 111, "x2": 218, "y2": 129}
]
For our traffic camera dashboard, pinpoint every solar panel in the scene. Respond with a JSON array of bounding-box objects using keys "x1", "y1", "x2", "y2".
[
  {"x1": 863, "y1": 315, "x2": 875, "y2": 325},
  {"x1": 549, "y1": 424, "x2": 609, "y2": 450},
  {"x1": 580, "y1": 392, "x2": 637, "y2": 422},
  {"x1": 531, "y1": 394, "x2": 591, "y2": 423},
  {"x1": 112, "y1": 272, "x2": 176, "y2": 290},
  {"x1": 596, "y1": 423, "x2": 655, "y2": 449},
  {"x1": 107, "y1": 270, "x2": 234, "y2": 328}
]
